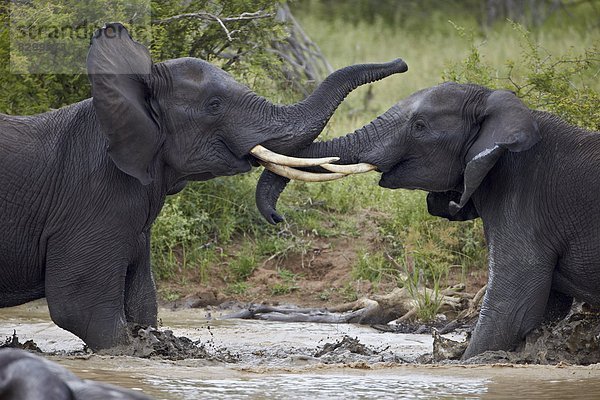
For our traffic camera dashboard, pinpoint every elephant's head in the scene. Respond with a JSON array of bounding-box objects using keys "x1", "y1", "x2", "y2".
[
  {"x1": 258, "y1": 82, "x2": 541, "y2": 222},
  {"x1": 86, "y1": 23, "x2": 408, "y2": 189}
]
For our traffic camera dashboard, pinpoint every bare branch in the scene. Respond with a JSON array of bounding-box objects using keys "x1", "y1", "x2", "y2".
[
  {"x1": 211, "y1": 13, "x2": 232, "y2": 41},
  {"x1": 153, "y1": 11, "x2": 272, "y2": 24},
  {"x1": 153, "y1": 10, "x2": 273, "y2": 42}
]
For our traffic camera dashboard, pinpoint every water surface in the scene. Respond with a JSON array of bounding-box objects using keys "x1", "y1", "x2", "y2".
[{"x1": 2, "y1": 300, "x2": 599, "y2": 399}]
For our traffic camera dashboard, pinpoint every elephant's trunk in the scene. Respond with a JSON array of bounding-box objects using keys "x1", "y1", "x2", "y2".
[
  {"x1": 254, "y1": 60, "x2": 406, "y2": 224},
  {"x1": 264, "y1": 59, "x2": 407, "y2": 153},
  {"x1": 256, "y1": 123, "x2": 376, "y2": 224},
  {"x1": 293, "y1": 126, "x2": 370, "y2": 162}
]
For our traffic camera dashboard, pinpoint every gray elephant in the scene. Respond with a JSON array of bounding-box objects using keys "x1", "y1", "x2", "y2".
[
  {"x1": 257, "y1": 81, "x2": 600, "y2": 359},
  {"x1": 0, "y1": 22, "x2": 407, "y2": 350},
  {"x1": 0, "y1": 348, "x2": 151, "y2": 399}
]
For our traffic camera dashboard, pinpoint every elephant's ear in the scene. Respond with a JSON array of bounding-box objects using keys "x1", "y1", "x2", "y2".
[
  {"x1": 427, "y1": 191, "x2": 479, "y2": 221},
  {"x1": 449, "y1": 90, "x2": 541, "y2": 214},
  {"x1": 87, "y1": 23, "x2": 161, "y2": 185}
]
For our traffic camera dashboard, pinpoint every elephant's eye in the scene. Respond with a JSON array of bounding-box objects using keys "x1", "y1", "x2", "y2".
[
  {"x1": 206, "y1": 97, "x2": 222, "y2": 115},
  {"x1": 412, "y1": 119, "x2": 428, "y2": 136}
]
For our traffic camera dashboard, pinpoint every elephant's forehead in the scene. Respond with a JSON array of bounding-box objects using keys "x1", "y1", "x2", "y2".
[
  {"x1": 402, "y1": 84, "x2": 463, "y2": 114},
  {"x1": 161, "y1": 57, "x2": 238, "y2": 90},
  {"x1": 402, "y1": 88, "x2": 432, "y2": 110}
]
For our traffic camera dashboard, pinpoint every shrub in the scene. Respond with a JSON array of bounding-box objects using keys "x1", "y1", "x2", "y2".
[{"x1": 443, "y1": 22, "x2": 599, "y2": 130}]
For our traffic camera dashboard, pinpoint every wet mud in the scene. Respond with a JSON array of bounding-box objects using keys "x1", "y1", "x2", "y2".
[
  {"x1": 465, "y1": 312, "x2": 600, "y2": 365},
  {"x1": 1, "y1": 324, "x2": 239, "y2": 362},
  {"x1": 99, "y1": 325, "x2": 239, "y2": 362},
  {"x1": 424, "y1": 309, "x2": 600, "y2": 365},
  {"x1": 1, "y1": 330, "x2": 43, "y2": 353},
  {"x1": 3, "y1": 305, "x2": 600, "y2": 366},
  {"x1": 311, "y1": 335, "x2": 407, "y2": 364},
  {"x1": 2, "y1": 301, "x2": 600, "y2": 399},
  {"x1": 1, "y1": 317, "x2": 421, "y2": 366}
]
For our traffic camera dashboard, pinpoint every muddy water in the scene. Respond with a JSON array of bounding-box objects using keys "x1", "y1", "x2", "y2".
[{"x1": 2, "y1": 300, "x2": 600, "y2": 399}]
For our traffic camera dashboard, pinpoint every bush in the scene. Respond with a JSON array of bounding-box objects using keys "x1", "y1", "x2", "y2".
[
  {"x1": 443, "y1": 22, "x2": 600, "y2": 130},
  {"x1": 0, "y1": 0, "x2": 288, "y2": 114}
]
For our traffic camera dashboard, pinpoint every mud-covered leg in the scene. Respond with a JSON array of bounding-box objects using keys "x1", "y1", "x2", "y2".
[
  {"x1": 45, "y1": 237, "x2": 130, "y2": 351},
  {"x1": 462, "y1": 239, "x2": 555, "y2": 359},
  {"x1": 124, "y1": 232, "x2": 157, "y2": 327},
  {"x1": 543, "y1": 289, "x2": 573, "y2": 322}
]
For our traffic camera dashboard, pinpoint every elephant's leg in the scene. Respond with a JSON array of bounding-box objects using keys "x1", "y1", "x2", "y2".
[
  {"x1": 462, "y1": 243, "x2": 555, "y2": 359},
  {"x1": 543, "y1": 289, "x2": 573, "y2": 322},
  {"x1": 124, "y1": 232, "x2": 157, "y2": 326},
  {"x1": 45, "y1": 239, "x2": 130, "y2": 350}
]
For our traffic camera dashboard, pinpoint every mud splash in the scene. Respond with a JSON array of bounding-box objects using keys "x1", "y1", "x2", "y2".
[
  {"x1": 522, "y1": 311, "x2": 600, "y2": 365},
  {"x1": 95, "y1": 325, "x2": 239, "y2": 362},
  {"x1": 314, "y1": 335, "x2": 381, "y2": 357},
  {"x1": 426, "y1": 309, "x2": 600, "y2": 365},
  {"x1": 1, "y1": 324, "x2": 239, "y2": 362},
  {"x1": 310, "y1": 335, "x2": 405, "y2": 364},
  {"x1": 1, "y1": 330, "x2": 43, "y2": 353},
  {"x1": 464, "y1": 312, "x2": 600, "y2": 365}
]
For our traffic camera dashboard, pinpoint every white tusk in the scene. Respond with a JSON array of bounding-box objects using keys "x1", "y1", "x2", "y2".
[
  {"x1": 250, "y1": 145, "x2": 340, "y2": 167},
  {"x1": 259, "y1": 161, "x2": 346, "y2": 182},
  {"x1": 320, "y1": 163, "x2": 377, "y2": 174}
]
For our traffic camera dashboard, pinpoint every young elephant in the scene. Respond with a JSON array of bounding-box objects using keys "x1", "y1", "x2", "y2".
[
  {"x1": 0, "y1": 348, "x2": 150, "y2": 399},
  {"x1": 0, "y1": 23, "x2": 407, "y2": 350},
  {"x1": 258, "y1": 82, "x2": 600, "y2": 358}
]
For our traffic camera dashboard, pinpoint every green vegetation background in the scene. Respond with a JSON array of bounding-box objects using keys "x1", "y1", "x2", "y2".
[{"x1": 1, "y1": 0, "x2": 598, "y2": 313}]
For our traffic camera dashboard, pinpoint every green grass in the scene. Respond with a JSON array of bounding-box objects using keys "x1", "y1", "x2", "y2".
[
  {"x1": 270, "y1": 268, "x2": 300, "y2": 295},
  {"x1": 151, "y1": 6, "x2": 599, "y2": 318},
  {"x1": 352, "y1": 249, "x2": 399, "y2": 284}
]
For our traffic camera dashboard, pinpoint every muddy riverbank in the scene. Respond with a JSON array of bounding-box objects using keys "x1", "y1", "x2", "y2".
[{"x1": 2, "y1": 300, "x2": 600, "y2": 399}]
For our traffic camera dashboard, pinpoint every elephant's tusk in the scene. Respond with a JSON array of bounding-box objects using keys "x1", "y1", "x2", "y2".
[
  {"x1": 259, "y1": 161, "x2": 346, "y2": 182},
  {"x1": 319, "y1": 163, "x2": 377, "y2": 174},
  {"x1": 250, "y1": 145, "x2": 340, "y2": 167}
]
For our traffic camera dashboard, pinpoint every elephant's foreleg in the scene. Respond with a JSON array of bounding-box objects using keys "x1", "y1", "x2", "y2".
[
  {"x1": 45, "y1": 239, "x2": 130, "y2": 350},
  {"x1": 462, "y1": 244, "x2": 555, "y2": 359},
  {"x1": 124, "y1": 232, "x2": 157, "y2": 326}
]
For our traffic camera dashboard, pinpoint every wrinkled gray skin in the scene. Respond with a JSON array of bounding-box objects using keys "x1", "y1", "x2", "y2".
[
  {"x1": 0, "y1": 348, "x2": 151, "y2": 400},
  {"x1": 0, "y1": 23, "x2": 407, "y2": 350},
  {"x1": 258, "y1": 82, "x2": 600, "y2": 359}
]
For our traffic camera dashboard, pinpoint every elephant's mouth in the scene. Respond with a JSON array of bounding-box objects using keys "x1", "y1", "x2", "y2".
[
  {"x1": 377, "y1": 161, "x2": 407, "y2": 189},
  {"x1": 379, "y1": 161, "x2": 402, "y2": 174}
]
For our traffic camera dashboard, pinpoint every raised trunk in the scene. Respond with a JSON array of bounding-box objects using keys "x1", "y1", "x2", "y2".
[
  {"x1": 294, "y1": 58, "x2": 406, "y2": 139},
  {"x1": 254, "y1": 60, "x2": 406, "y2": 224},
  {"x1": 264, "y1": 59, "x2": 407, "y2": 153},
  {"x1": 256, "y1": 124, "x2": 374, "y2": 224}
]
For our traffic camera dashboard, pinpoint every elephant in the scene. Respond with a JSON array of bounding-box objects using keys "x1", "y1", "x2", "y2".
[
  {"x1": 0, "y1": 348, "x2": 151, "y2": 399},
  {"x1": 256, "y1": 81, "x2": 600, "y2": 359},
  {"x1": 0, "y1": 22, "x2": 408, "y2": 350}
]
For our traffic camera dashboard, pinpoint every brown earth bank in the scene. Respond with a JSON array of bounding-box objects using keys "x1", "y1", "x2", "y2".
[
  {"x1": 152, "y1": 245, "x2": 600, "y2": 365},
  {"x1": 150, "y1": 228, "x2": 600, "y2": 365},
  {"x1": 157, "y1": 233, "x2": 488, "y2": 310}
]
